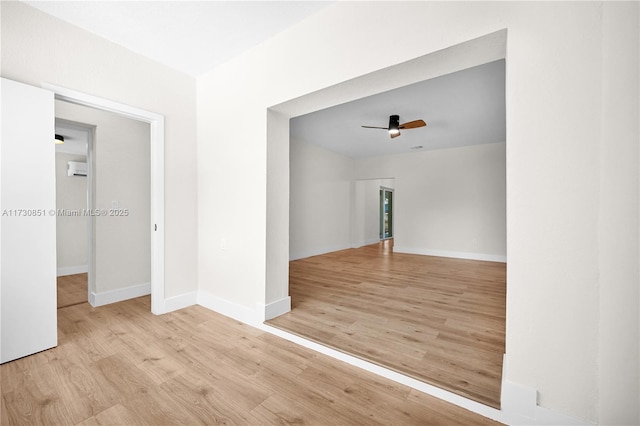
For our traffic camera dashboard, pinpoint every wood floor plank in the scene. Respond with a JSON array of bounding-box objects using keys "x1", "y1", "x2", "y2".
[
  {"x1": 2, "y1": 294, "x2": 502, "y2": 425},
  {"x1": 3, "y1": 386, "x2": 75, "y2": 426},
  {"x1": 29, "y1": 349, "x2": 116, "y2": 423},
  {"x1": 307, "y1": 354, "x2": 413, "y2": 401},
  {"x1": 253, "y1": 389, "x2": 365, "y2": 426},
  {"x1": 117, "y1": 386, "x2": 205, "y2": 426},
  {"x1": 75, "y1": 404, "x2": 145, "y2": 426},
  {"x1": 57, "y1": 274, "x2": 87, "y2": 309},
  {"x1": 90, "y1": 354, "x2": 158, "y2": 402},
  {"x1": 268, "y1": 240, "x2": 506, "y2": 408},
  {"x1": 159, "y1": 374, "x2": 262, "y2": 425},
  {"x1": 0, "y1": 391, "x2": 9, "y2": 426},
  {"x1": 294, "y1": 367, "x2": 408, "y2": 425}
]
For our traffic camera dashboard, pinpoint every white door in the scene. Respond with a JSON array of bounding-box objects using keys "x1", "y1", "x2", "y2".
[{"x1": 1, "y1": 78, "x2": 57, "y2": 363}]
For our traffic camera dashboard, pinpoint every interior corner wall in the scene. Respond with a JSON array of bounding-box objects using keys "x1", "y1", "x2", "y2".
[
  {"x1": 289, "y1": 138, "x2": 354, "y2": 260},
  {"x1": 55, "y1": 152, "x2": 88, "y2": 274},
  {"x1": 55, "y1": 101, "x2": 151, "y2": 296},
  {"x1": 0, "y1": 1, "x2": 198, "y2": 301},
  {"x1": 197, "y1": 2, "x2": 639, "y2": 423},
  {"x1": 355, "y1": 143, "x2": 506, "y2": 261}
]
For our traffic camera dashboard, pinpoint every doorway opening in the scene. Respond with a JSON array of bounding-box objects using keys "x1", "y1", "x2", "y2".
[
  {"x1": 45, "y1": 83, "x2": 166, "y2": 314},
  {"x1": 54, "y1": 118, "x2": 92, "y2": 309},
  {"x1": 379, "y1": 187, "x2": 393, "y2": 240},
  {"x1": 54, "y1": 102, "x2": 152, "y2": 312},
  {"x1": 266, "y1": 30, "x2": 507, "y2": 408}
]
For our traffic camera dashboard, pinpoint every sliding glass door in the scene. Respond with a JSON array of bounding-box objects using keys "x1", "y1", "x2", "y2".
[{"x1": 379, "y1": 187, "x2": 393, "y2": 240}]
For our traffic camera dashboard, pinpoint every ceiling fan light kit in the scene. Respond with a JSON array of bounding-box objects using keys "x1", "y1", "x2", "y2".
[
  {"x1": 362, "y1": 114, "x2": 426, "y2": 139},
  {"x1": 388, "y1": 114, "x2": 400, "y2": 136}
]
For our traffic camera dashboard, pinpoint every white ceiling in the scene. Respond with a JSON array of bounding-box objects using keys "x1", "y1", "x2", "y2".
[
  {"x1": 24, "y1": 1, "x2": 331, "y2": 77},
  {"x1": 28, "y1": 2, "x2": 504, "y2": 158},
  {"x1": 291, "y1": 60, "x2": 506, "y2": 159}
]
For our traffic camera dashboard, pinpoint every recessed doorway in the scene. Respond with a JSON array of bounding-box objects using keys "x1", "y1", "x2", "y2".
[{"x1": 266, "y1": 30, "x2": 507, "y2": 409}]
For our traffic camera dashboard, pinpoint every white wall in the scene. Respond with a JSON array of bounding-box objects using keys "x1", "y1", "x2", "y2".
[
  {"x1": 55, "y1": 101, "x2": 150, "y2": 298},
  {"x1": 356, "y1": 143, "x2": 506, "y2": 261},
  {"x1": 198, "y1": 2, "x2": 639, "y2": 423},
  {"x1": 55, "y1": 152, "x2": 88, "y2": 275},
  {"x1": 1, "y1": 1, "x2": 198, "y2": 303},
  {"x1": 597, "y1": 3, "x2": 640, "y2": 424},
  {"x1": 289, "y1": 139, "x2": 354, "y2": 260},
  {"x1": 292, "y1": 141, "x2": 505, "y2": 261},
  {"x1": 3, "y1": 1, "x2": 635, "y2": 423}
]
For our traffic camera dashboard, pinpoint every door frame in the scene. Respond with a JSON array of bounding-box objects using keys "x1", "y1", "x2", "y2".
[{"x1": 44, "y1": 83, "x2": 166, "y2": 315}]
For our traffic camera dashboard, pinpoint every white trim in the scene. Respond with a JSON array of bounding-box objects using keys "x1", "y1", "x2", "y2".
[
  {"x1": 501, "y1": 380, "x2": 537, "y2": 422},
  {"x1": 351, "y1": 238, "x2": 380, "y2": 249},
  {"x1": 90, "y1": 282, "x2": 150, "y2": 307},
  {"x1": 197, "y1": 290, "x2": 261, "y2": 325},
  {"x1": 260, "y1": 323, "x2": 504, "y2": 421},
  {"x1": 149, "y1": 118, "x2": 165, "y2": 315},
  {"x1": 56, "y1": 265, "x2": 88, "y2": 277},
  {"x1": 290, "y1": 243, "x2": 352, "y2": 261},
  {"x1": 500, "y1": 380, "x2": 591, "y2": 425},
  {"x1": 499, "y1": 358, "x2": 591, "y2": 425},
  {"x1": 393, "y1": 246, "x2": 507, "y2": 263},
  {"x1": 87, "y1": 124, "x2": 95, "y2": 307},
  {"x1": 43, "y1": 83, "x2": 166, "y2": 315},
  {"x1": 193, "y1": 296, "x2": 589, "y2": 425},
  {"x1": 262, "y1": 296, "x2": 291, "y2": 320},
  {"x1": 163, "y1": 291, "x2": 197, "y2": 313},
  {"x1": 257, "y1": 323, "x2": 589, "y2": 426},
  {"x1": 44, "y1": 84, "x2": 164, "y2": 123}
]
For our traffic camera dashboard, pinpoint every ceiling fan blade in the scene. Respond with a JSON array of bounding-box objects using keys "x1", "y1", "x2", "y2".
[
  {"x1": 390, "y1": 131, "x2": 401, "y2": 139},
  {"x1": 398, "y1": 119, "x2": 427, "y2": 129},
  {"x1": 361, "y1": 125, "x2": 389, "y2": 130}
]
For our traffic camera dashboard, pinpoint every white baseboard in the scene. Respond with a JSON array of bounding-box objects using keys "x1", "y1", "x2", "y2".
[
  {"x1": 393, "y1": 246, "x2": 507, "y2": 263},
  {"x1": 57, "y1": 264, "x2": 88, "y2": 276},
  {"x1": 500, "y1": 380, "x2": 591, "y2": 425},
  {"x1": 261, "y1": 296, "x2": 291, "y2": 320},
  {"x1": 197, "y1": 290, "x2": 261, "y2": 325},
  {"x1": 89, "y1": 282, "x2": 150, "y2": 307},
  {"x1": 351, "y1": 238, "x2": 381, "y2": 248},
  {"x1": 290, "y1": 243, "x2": 352, "y2": 261},
  {"x1": 258, "y1": 324, "x2": 590, "y2": 425},
  {"x1": 162, "y1": 291, "x2": 197, "y2": 313},
  {"x1": 193, "y1": 294, "x2": 588, "y2": 424},
  {"x1": 260, "y1": 322, "x2": 505, "y2": 423},
  {"x1": 500, "y1": 355, "x2": 591, "y2": 425}
]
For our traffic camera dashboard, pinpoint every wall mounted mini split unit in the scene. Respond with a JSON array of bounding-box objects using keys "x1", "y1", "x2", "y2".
[{"x1": 67, "y1": 161, "x2": 87, "y2": 177}]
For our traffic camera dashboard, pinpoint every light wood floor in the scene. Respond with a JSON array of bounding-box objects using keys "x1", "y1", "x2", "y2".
[
  {"x1": 57, "y1": 273, "x2": 87, "y2": 309},
  {"x1": 1, "y1": 296, "x2": 502, "y2": 425},
  {"x1": 267, "y1": 240, "x2": 506, "y2": 408}
]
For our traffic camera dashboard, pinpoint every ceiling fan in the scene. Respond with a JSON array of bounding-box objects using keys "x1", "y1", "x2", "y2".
[{"x1": 361, "y1": 114, "x2": 427, "y2": 139}]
